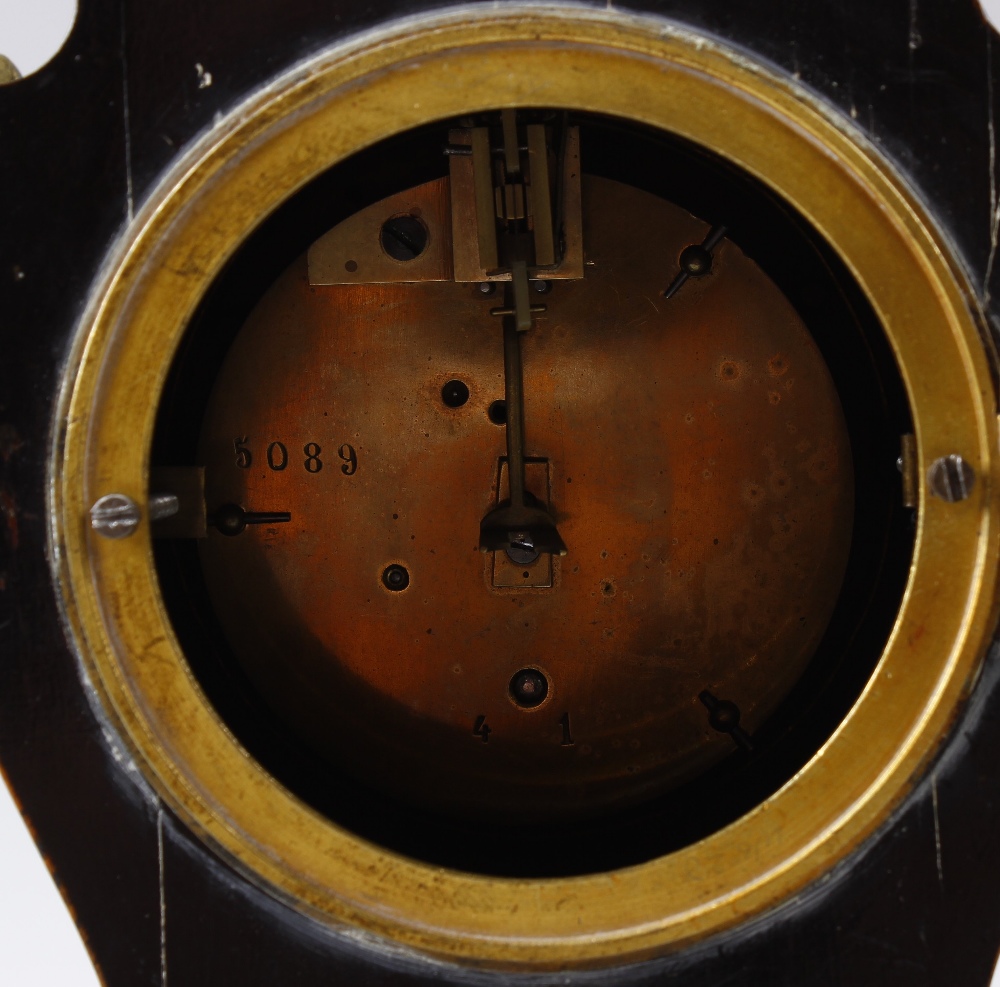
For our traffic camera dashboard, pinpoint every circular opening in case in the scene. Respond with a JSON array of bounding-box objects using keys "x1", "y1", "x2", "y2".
[
  {"x1": 150, "y1": 109, "x2": 913, "y2": 876},
  {"x1": 54, "y1": 11, "x2": 999, "y2": 968}
]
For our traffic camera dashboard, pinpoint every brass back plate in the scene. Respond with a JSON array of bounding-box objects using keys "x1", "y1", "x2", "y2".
[{"x1": 199, "y1": 176, "x2": 853, "y2": 822}]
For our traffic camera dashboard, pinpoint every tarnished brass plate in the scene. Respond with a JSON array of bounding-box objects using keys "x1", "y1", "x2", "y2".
[
  {"x1": 199, "y1": 176, "x2": 853, "y2": 821},
  {"x1": 308, "y1": 178, "x2": 453, "y2": 284}
]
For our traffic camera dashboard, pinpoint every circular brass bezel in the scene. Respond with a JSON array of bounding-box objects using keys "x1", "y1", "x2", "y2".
[{"x1": 52, "y1": 5, "x2": 1000, "y2": 971}]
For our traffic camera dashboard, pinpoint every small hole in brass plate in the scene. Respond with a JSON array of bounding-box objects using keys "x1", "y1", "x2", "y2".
[
  {"x1": 488, "y1": 400, "x2": 507, "y2": 425},
  {"x1": 380, "y1": 214, "x2": 428, "y2": 260},
  {"x1": 509, "y1": 668, "x2": 549, "y2": 709},
  {"x1": 441, "y1": 379, "x2": 470, "y2": 408}
]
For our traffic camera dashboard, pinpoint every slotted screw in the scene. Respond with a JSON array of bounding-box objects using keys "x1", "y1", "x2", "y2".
[
  {"x1": 927, "y1": 454, "x2": 975, "y2": 503},
  {"x1": 90, "y1": 494, "x2": 141, "y2": 539}
]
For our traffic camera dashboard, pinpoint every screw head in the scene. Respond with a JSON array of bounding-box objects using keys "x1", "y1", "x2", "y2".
[
  {"x1": 477, "y1": 282, "x2": 497, "y2": 296},
  {"x1": 379, "y1": 215, "x2": 428, "y2": 261},
  {"x1": 90, "y1": 493, "x2": 141, "y2": 539},
  {"x1": 505, "y1": 531, "x2": 540, "y2": 565},
  {"x1": 928, "y1": 454, "x2": 976, "y2": 503}
]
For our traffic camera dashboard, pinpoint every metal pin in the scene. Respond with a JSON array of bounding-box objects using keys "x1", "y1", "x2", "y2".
[
  {"x1": 209, "y1": 503, "x2": 292, "y2": 536},
  {"x1": 149, "y1": 493, "x2": 180, "y2": 522},
  {"x1": 490, "y1": 304, "x2": 547, "y2": 317},
  {"x1": 698, "y1": 689, "x2": 754, "y2": 751},
  {"x1": 664, "y1": 224, "x2": 728, "y2": 299}
]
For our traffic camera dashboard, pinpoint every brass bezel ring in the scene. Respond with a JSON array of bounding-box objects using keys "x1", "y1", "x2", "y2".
[{"x1": 52, "y1": 5, "x2": 1000, "y2": 970}]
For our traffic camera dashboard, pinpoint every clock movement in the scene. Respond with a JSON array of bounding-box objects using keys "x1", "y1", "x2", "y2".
[{"x1": 4, "y1": 2, "x2": 1000, "y2": 984}]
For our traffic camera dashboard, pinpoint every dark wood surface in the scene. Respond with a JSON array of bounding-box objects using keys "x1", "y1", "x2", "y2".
[{"x1": 2, "y1": 1, "x2": 1000, "y2": 983}]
